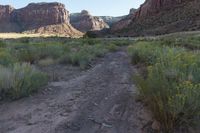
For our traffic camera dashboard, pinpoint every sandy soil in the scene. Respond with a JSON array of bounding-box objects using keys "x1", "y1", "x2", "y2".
[{"x1": 0, "y1": 50, "x2": 152, "y2": 133}]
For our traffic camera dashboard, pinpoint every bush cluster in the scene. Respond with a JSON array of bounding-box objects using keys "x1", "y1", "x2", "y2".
[
  {"x1": 0, "y1": 63, "x2": 47, "y2": 100},
  {"x1": 0, "y1": 38, "x2": 126, "y2": 99},
  {"x1": 128, "y1": 41, "x2": 200, "y2": 132}
]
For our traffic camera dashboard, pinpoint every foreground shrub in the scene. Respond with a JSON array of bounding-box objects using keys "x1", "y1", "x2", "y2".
[
  {"x1": 128, "y1": 41, "x2": 164, "y2": 65},
  {"x1": 130, "y1": 41, "x2": 200, "y2": 132},
  {"x1": 0, "y1": 63, "x2": 48, "y2": 99}
]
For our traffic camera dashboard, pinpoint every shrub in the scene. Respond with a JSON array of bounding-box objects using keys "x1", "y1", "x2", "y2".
[
  {"x1": 130, "y1": 41, "x2": 200, "y2": 132},
  {"x1": 107, "y1": 43, "x2": 118, "y2": 52},
  {"x1": 36, "y1": 44, "x2": 64, "y2": 59},
  {"x1": 128, "y1": 41, "x2": 163, "y2": 65},
  {"x1": 0, "y1": 41, "x2": 6, "y2": 48},
  {"x1": 59, "y1": 44, "x2": 108, "y2": 69},
  {"x1": 15, "y1": 45, "x2": 39, "y2": 64},
  {"x1": 113, "y1": 40, "x2": 131, "y2": 46},
  {"x1": 0, "y1": 63, "x2": 48, "y2": 100},
  {"x1": 0, "y1": 50, "x2": 15, "y2": 66},
  {"x1": 38, "y1": 58, "x2": 55, "y2": 66},
  {"x1": 19, "y1": 37, "x2": 30, "y2": 43}
]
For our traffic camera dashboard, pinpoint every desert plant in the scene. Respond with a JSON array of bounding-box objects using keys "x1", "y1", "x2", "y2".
[
  {"x1": 0, "y1": 49, "x2": 15, "y2": 66},
  {"x1": 130, "y1": 41, "x2": 200, "y2": 132},
  {"x1": 0, "y1": 63, "x2": 48, "y2": 99},
  {"x1": 0, "y1": 41, "x2": 6, "y2": 48},
  {"x1": 107, "y1": 43, "x2": 118, "y2": 51},
  {"x1": 38, "y1": 58, "x2": 55, "y2": 66}
]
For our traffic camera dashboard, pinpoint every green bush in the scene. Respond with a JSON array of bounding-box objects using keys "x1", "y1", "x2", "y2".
[
  {"x1": 0, "y1": 41, "x2": 6, "y2": 48},
  {"x1": 107, "y1": 43, "x2": 118, "y2": 52},
  {"x1": 38, "y1": 58, "x2": 55, "y2": 66},
  {"x1": 113, "y1": 40, "x2": 131, "y2": 46},
  {"x1": 130, "y1": 41, "x2": 200, "y2": 132},
  {"x1": 0, "y1": 50, "x2": 15, "y2": 66},
  {"x1": 36, "y1": 44, "x2": 64, "y2": 59},
  {"x1": 128, "y1": 41, "x2": 163, "y2": 65},
  {"x1": 16, "y1": 46, "x2": 38, "y2": 63},
  {"x1": 0, "y1": 63, "x2": 48, "y2": 100},
  {"x1": 59, "y1": 44, "x2": 108, "y2": 69}
]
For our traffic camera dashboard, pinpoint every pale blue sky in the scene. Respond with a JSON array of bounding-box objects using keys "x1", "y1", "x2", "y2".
[{"x1": 0, "y1": 0, "x2": 145, "y2": 16}]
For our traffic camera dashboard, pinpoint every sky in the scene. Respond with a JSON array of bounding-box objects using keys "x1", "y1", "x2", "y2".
[{"x1": 0, "y1": 0, "x2": 145, "y2": 16}]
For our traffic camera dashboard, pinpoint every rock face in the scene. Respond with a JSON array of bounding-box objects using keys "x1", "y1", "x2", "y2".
[
  {"x1": 0, "y1": 2, "x2": 83, "y2": 37},
  {"x1": 70, "y1": 10, "x2": 109, "y2": 32},
  {"x1": 129, "y1": 8, "x2": 137, "y2": 15},
  {"x1": 0, "y1": 5, "x2": 20, "y2": 32},
  {"x1": 0, "y1": 5, "x2": 14, "y2": 22},
  {"x1": 111, "y1": 8, "x2": 137, "y2": 33},
  {"x1": 99, "y1": 16, "x2": 125, "y2": 26},
  {"x1": 12, "y1": 2, "x2": 69, "y2": 30},
  {"x1": 111, "y1": 0, "x2": 200, "y2": 36},
  {"x1": 134, "y1": 0, "x2": 186, "y2": 18}
]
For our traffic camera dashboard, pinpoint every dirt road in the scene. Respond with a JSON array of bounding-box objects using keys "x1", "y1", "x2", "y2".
[{"x1": 0, "y1": 50, "x2": 151, "y2": 133}]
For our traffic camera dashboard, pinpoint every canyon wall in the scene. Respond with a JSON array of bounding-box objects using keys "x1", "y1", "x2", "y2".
[
  {"x1": 111, "y1": 0, "x2": 200, "y2": 36},
  {"x1": 0, "y1": 3, "x2": 82, "y2": 37}
]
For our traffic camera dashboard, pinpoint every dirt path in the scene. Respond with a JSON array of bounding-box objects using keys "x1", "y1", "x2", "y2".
[{"x1": 0, "y1": 50, "x2": 152, "y2": 133}]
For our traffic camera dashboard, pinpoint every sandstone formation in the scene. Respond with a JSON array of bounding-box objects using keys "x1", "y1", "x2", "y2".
[
  {"x1": 12, "y1": 2, "x2": 69, "y2": 30},
  {"x1": 111, "y1": 0, "x2": 200, "y2": 36},
  {"x1": 99, "y1": 16, "x2": 125, "y2": 26},
  {"x1": 110, "y1": 8, "x2": 137, "y2": 33},
  {"x1": 0, "y1": 5, "x2": 14, "y2": 22},
  {"x1": 24, "y1": 23, "x2": 83, "y2": 37},
  {"x1": 70, "y1": 10, "x2": 109, "y2": 32},
  {"x1": 0, "y1": 5, "x2": 20, "y2": 32},
  {"x1": 0, "y1": 2, "x2": 83, "y2": 37}
]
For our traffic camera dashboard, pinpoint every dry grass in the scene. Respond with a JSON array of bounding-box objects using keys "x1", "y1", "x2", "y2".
[{"x1": 0, "y1": 33, "x2": 68, "y2": 39}]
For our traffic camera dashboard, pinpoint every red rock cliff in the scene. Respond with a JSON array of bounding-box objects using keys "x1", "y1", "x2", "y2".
[
  {"x1": 13, "y1": 2, "x2": 69, "y2": 30},
  {"x1": 0, "y1": 2, "x2": 83, "y2": 37},
  {"x1": 111, "y1": 0, "x2": 200, "y2": 36},
  {"x1": 70, "y1": 10, "x2": 109, "y2": 32},
  {"x1": 0, "y1": 5, "x2": 14, "y2": 22},
  {"x1": 134, "y1": 0, "x2": 187, "y2": 18}
]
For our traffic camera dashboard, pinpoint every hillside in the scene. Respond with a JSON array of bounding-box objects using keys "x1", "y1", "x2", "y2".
[{"x1": 111, "y1": 0, "x2": 200, "y2": 36}]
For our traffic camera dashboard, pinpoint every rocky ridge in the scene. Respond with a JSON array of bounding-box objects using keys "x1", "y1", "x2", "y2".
[
  {"x1": 0, "y1": 2, "x2": 83, "y2": 37},
  {"x1": 110, "y1": 8, "x2": 137, "y2": 34},
  {"x1": 99, "y1": 16, "x2": 125, "y2": 26},
  {"x1": 111, "y1": 0, "x2": 200, "y2": 36},
  {"x1": 70, "y1": 10, "x2": 109, "y2": 32}
]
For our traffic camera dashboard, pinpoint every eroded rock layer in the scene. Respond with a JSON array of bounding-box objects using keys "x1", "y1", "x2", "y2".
[
  {"x1": 111, "y1": 0, "x2": 200, "y2": 36},
  {"x1": 0, "y1": 2, "x2": 82, "y2": 37},
  {"x1": 70, "y1": 10, "x2": 109, "y2": 32}
]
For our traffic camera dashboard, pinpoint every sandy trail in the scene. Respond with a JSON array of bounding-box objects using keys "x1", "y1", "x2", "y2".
[{"x1": 0, "y1": 50, "x2": 151, "y2": 133}]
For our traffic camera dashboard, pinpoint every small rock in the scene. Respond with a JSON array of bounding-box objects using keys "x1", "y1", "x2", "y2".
[
  {"x1": 151, "y1": 120, "x2": 161, "y2": 131},
  {"x1": 60, "y1": 112, "x2": 68, "y2": 117},
  {"x1": 93, "y1": 102, "x2": 98, "y2": 106},
  {"x1": 102, "y1": 123, "x2": 113, "y2": 128}
]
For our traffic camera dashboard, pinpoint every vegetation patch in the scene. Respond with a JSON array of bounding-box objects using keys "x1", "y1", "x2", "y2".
[
  {"x1": 0, "y1": 63, "x2": 48, "y2": 100},
  {"x1": 0, "y1": 38, "x2": 127, "y2": 100},
  {"x1": 128, "y1": 39, "x2": 200, "y2": 132}
]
